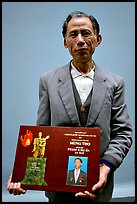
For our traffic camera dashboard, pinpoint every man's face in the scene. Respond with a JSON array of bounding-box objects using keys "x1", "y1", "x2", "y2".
[
  {"x1": 74, "y1": 159, "x2": 82, "y2": 169},
  {"x1": 64, "y1": 17, "x2": 102, "y2": 63}
]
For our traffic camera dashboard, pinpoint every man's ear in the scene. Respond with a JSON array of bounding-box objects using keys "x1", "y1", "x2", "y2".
[
  {"x1": 64, "y1": 39, "x2": 68, "y2": 48},
  {"x1": 96, "y1": 34, "x2": 102, "y2": 47}
]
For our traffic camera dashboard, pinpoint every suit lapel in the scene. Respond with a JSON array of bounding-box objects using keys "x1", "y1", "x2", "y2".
[
  {"x1": 86, "y1": 66, "x2": 107, "y2": 126},
  {"x1": 57, "y1": 63, "x2": 107, "y2": 127},
  {"x1": 58, "y1": 63, "x2": 80, "y2": 126}
]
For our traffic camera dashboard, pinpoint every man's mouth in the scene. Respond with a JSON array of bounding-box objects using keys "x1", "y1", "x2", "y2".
[{"x1": 75, "y1": 48, "x2": 88, "y2": 52}]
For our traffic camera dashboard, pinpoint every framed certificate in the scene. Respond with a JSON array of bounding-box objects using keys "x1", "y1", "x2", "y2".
[{"x1": 11, "y1": 125, "x2": 100, "y2": 193}]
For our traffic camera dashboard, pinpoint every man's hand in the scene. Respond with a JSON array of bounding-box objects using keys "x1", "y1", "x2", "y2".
[
  {"x1": 75, "y1": 164, "x2": 111, "y2": 199},
  {"x1": 7, "y1": 174, "x2": 26, "y2": 195}
]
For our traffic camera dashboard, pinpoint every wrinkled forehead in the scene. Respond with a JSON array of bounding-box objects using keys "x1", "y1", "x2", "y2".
[{"x1": 67, "y1": 17, "x2": 94, "y2": 32}]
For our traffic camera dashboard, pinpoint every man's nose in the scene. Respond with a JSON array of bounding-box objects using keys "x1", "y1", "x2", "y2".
[{"x1": 76, "y1": 34, "x2": 85, "y2": 45}]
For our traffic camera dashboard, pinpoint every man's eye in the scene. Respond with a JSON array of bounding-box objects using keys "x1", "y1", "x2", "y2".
[
  {"x1": 70, "y1": 33, "x2": 77, "y2": 38},
  {"x1": 83, "y1": 32, "x2": 91, "y2": 37}
]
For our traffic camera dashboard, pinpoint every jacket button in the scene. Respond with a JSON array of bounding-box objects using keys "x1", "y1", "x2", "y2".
[{"x1": 80, "y1": 106, "x2": 86, "y2": 112}]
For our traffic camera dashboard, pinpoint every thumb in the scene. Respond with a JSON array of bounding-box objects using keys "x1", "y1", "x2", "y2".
[{"x1": 92, "y1": 181, "x2": 103, "y2": 192}]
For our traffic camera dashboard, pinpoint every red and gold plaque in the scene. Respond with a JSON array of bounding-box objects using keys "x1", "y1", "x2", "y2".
[{"x1": 11, "y1": 125, "x2": 100, "y2": 192}]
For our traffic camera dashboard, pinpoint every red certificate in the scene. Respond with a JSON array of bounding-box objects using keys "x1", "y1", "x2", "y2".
[{"x1": 11, "y1": 125, "x2": 100, "y2": 193}]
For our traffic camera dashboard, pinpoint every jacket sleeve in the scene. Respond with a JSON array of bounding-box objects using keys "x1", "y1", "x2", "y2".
[
  {"x1": 36, "y1": 74, "x2": 51, "y2": 126},
  {"x1": 101, "y1": 78, "x2": 133, "y2": 169}
]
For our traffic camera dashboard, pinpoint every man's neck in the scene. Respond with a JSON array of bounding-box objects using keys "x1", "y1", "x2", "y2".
[
  {"x1": 72, "y1": 60, "x2": 94, "y2": 74},
  {"x1": 75, "y1": 167, "x2": 80, "y2": 171}
]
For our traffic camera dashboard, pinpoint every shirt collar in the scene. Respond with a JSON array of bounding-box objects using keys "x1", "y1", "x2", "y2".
[
  {"x1": 74, "y1": 168, "x2": 80, "y2": 174},
  {"x1": 71, "y1": 61, "x2": 95, "y2": 80}
]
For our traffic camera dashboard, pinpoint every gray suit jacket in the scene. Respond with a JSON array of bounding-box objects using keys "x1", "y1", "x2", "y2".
[
  {"x1": 66, "y1": 169, "x2": 87, "y2": 186},
  {"x1": 36, "y1": 62, "x2": 132, "y2": 202}
]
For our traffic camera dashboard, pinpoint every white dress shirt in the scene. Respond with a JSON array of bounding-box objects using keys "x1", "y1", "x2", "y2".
[
  {"x1": 71, "y1": 62, "x2": 95, "y2": 105},
  {"x1": 74, "y1": 168, "x2": 80, "y2": 183}
]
